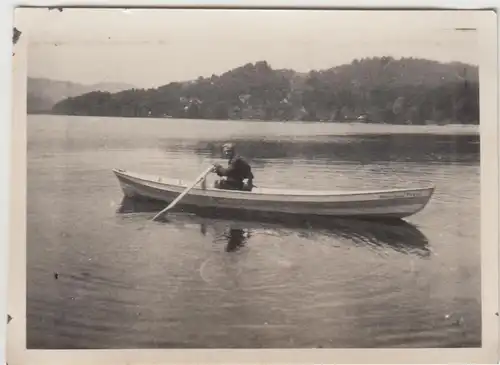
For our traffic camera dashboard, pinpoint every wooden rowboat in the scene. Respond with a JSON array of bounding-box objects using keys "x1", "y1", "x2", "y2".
[{"x1": 112, "y1": 168, "x2": 435, "y2": 220}]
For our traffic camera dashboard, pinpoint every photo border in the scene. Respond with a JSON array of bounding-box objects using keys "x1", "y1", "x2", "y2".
[{"x1": 7, "y1": 6, "x2": 499, "y2": 364}]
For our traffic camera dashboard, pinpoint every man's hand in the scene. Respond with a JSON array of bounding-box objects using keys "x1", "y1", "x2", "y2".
[{"x1": 211, "y1": 163, "x2": 222, "y2": 173}]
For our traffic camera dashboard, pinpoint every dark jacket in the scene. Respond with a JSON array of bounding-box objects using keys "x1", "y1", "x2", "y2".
[{"x1": 215, "y1": 155, "x2": 254, "y2": 185}]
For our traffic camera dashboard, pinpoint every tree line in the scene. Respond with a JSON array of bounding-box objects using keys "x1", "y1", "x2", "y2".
[{"x1": 52, "y1": 57, "x2": 479, "y2": 125}]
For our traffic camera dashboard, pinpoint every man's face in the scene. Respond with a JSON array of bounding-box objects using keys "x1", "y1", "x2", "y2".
[{"x1": 223, "y1": 148, "x2": 233, "y2": 158}]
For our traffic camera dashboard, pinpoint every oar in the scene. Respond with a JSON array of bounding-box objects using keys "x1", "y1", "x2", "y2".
[{"x1": 152, "y1": 165, "x2": 213, "y2": 222}]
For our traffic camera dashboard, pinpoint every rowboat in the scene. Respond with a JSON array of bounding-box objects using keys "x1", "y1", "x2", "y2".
[{"x1": 112, "y1": 168, "x2": 435, "y2": 220}]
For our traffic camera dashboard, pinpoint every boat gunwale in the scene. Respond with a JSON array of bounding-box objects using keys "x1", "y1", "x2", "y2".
[{"x1": 112, "y1": 168, "x2": 435, "y2": 199}]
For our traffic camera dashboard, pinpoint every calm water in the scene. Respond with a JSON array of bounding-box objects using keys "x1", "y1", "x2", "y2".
[{"x1": 27, "y1": 115, "x2": 481, "y2": 349}]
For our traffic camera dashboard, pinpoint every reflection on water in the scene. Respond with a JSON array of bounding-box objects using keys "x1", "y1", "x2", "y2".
[
  {"x1": 117, "y1": 197, "x2": 430, "y2": 258},
  {"x1": 222, "y1": 228, "x2": 250, "y2": 253},
  {"x1": 163, "y1": 134, "x2": 479, "y2": 164}
]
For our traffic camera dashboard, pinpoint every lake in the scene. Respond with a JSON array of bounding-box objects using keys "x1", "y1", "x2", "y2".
[{"x1": 26, "y1": 115, "x2": 481, "y2": 349}]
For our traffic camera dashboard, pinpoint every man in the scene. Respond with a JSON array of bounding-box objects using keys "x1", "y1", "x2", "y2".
[{"x1": 212, "y1": 143, "x2": 254, "y2": 191}]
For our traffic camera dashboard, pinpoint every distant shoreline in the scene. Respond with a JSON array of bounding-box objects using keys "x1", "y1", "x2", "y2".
[{"x1": 27, "y1": 112, "x2": 479, "y2": 125}]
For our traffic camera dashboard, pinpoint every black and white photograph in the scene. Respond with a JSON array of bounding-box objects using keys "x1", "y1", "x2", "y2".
[{"x1": 6, "y1": 6, "x2": 499, "y2": 365}]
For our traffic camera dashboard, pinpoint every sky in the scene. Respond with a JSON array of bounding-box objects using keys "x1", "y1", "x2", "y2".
[{"x1": 19, "y1": 8, "x2": 479, "y2": 89}]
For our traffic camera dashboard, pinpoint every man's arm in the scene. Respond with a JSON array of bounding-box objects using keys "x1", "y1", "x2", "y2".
[{"x1": 214, "y1": 157, "x2": 252, "y2": 179}]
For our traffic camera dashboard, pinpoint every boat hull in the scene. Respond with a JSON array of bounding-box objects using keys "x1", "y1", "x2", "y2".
[{"x1": 112, "y1": 169, "x2": 434, "y2": 220}]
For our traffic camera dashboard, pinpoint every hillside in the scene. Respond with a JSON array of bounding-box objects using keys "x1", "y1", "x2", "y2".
[
  {"x1": 27, "y1": 77, "x2": 134, "y2": 114},
  {"x1": 51, "y1": 57, "x2": 479, "y2": 125}
]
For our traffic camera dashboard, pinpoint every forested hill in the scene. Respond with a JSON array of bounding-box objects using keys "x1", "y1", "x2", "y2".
[{"x1": 52, "y1": 57, "x2": 479, "y2": 125}]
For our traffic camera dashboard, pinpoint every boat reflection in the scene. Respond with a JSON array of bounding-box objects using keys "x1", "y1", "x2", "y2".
[{"x1": 116, "y1": 197, "x2": 430, "y2": 257}]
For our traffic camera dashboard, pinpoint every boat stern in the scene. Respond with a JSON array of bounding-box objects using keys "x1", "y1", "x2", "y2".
[{"x1": 396, "y1": 185, "x2": 436, "y2": 219}]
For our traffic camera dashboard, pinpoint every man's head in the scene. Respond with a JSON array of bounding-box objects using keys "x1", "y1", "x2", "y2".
[{"x1": 222, "y1": 143, "x2": 235, "y2": 158}]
